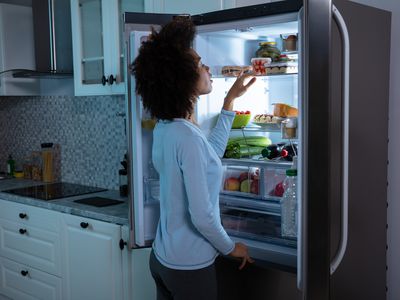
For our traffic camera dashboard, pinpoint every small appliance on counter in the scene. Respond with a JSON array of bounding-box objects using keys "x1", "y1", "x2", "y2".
[{"x1": 2, "y1": 182, "x2": 106, "y2": 201}]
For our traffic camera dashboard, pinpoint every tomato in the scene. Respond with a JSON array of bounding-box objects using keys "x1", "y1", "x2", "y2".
[{"x1": 245, "y1": 110, "x2": 251, "y2": 114}]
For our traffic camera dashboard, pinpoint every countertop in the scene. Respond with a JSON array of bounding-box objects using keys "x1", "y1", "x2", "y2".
[{"x1": 0, "y1": 179, "x2": 129, "y2": 225}]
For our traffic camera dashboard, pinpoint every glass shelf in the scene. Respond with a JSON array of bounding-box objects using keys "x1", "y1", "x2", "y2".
[
  {"x1": 221, "y1": 157, "x2": 293, "y2": 168},
  {"x1": 212, "y1": 72, "x2": 298, "y2": 79}
]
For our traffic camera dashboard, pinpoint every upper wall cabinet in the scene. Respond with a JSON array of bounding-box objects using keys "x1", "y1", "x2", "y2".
[
  {"x1": 71, "y1": 0, "x2": 143, "y2": 96},
  {"x1": 144, "y1": 0, "x2": 235, "y2": 14},
  {"x1": 0, "y1": 3, "x2": 39, "y2": 96}
]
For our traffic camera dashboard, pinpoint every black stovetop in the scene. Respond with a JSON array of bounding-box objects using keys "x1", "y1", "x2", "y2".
[{"x1": 2, "y1": 182, "x2": 107, "y2": 201}]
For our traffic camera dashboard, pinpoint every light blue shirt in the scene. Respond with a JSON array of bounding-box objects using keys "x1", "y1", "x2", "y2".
[{"x1": 152, "y1": 109, "x2": 236, "y2": 270}]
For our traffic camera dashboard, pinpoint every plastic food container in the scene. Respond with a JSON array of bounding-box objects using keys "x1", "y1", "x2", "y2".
[{"x1": 251, "y1": 58, "x2": 272, "y2": 75}]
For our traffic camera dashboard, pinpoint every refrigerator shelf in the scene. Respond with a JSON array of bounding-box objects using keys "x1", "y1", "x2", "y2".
[
  {"x1": 221, "y1": 158, "x2": 292, "y2": 168},
  {"x1": 230, "y1": 125, "x2": 281, "y2": 133},
  {"x1": 220, "y1": 194, "x2": 281, "y2": 215},
  {"x1": 212, "y1": 72, "x2": 298, "y2": 79}
]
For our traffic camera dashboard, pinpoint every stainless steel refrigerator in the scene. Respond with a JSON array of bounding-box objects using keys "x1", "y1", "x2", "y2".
[{"x1": 124, "y1": 1, "x2": 391, "y2": 299}]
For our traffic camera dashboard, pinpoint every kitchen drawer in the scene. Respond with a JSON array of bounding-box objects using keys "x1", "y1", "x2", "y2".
[
  {"x1": 0, "y1": 219, "x2": 61, "y2": 276},
  {"x1": 0, "y1": 200, "x2": 59, "y2": 233},
  {"x1": 0, "y1": 256, "x2": 61, "y2": 300}
]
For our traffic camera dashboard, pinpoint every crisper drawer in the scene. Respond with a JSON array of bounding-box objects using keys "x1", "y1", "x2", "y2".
[
  {"x1": 0, "y1": 219, "x2": 61, "y2": 276},
  {"x1": 0, "y1": 200, "x2": 60, "y2": 232},
  {"x1": 0, "y1": 256, "x2": 62, "y2": 300},
  {"x1": 221, "y1": 164, "x2": 289, "y2": 201},
  {"x1": 220, "y1": 206, "x2": 296, "y2": 249}
]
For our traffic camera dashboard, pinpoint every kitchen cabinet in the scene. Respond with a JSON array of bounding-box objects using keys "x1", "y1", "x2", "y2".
[
  {"x1": 0, "y1": 257, "x2": 62, "y2": 300},
  {"x1": 61, "y1": 214, "x2": 123, "y2": 300},
  {"x1": 121, "y1": 226, "x2": 156, "y2": 300},
  {"x1": 0, "y1": 200, "x2": 62, "y2": 300},
  {"x1": 0, "y1": 3, "x2": 39, "y2": 96},
  {"x1": 70, "y1": 0, "x2": 144, "y2": 96}
]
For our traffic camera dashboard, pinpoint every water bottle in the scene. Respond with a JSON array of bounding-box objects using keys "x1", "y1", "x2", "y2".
[{"x1": 281, "y1": 169, "x2": 297, "y2": 238}]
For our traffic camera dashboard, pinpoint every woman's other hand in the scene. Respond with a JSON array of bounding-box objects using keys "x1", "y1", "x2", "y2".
[
  {"x1": 229, "y1": 242, "x2": 255, "y2": 270},
  {"x1": 223, "y1": 72, "x2": 257, "y2": 111}
]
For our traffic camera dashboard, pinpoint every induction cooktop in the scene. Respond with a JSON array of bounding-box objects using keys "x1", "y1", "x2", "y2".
[{"x1": 2, "y1": 182, "x2": 107, "y2": 201}]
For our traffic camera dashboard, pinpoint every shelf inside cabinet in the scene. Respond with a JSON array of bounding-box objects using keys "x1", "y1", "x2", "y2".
[{"x1": 221, "y1": 158, "x2": 293, "y2": 168}]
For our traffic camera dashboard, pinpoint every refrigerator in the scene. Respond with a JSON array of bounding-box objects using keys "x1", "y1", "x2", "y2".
[{"x1": 124, "y1": 0, "x2": 391, "y2": 299}]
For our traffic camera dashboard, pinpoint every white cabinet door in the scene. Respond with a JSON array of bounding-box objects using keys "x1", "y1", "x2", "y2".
[
  {"x1": 0, "y1": 257, "x2": 62, "y2": 300},
  {"x1": 121, "y1": 226, "x2": 155, "y2": 300},
  {"x1": 62, "y1": 214, "x2": 123, "y2": 300},
  {"x1": 0, "y1": 219, "x2": 61, "y2": 276},
  {"x1": 144, "y1": 0, "x2": 235, "y2": 14},
  {"x1": 71, "y1": 0, "x2": 132, "y2": 95}
]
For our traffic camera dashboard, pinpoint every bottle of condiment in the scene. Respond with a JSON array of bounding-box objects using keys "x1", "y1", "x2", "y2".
[
  {"x1": 41, "y1": 143, "x2": 54, "y2": 183},
  {"x1": 7, "y1": 155, "x2": 15, "y2": 177}
]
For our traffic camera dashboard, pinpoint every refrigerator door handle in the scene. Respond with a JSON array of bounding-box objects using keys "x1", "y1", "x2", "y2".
[{"x1": 330, "y1": 4, "x2": 350, "y2": 275}]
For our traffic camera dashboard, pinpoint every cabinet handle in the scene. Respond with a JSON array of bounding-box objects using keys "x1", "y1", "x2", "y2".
[
  {"x1": 19, "y1": 228, "x2": 27, "y2": 234},
  {"x1": 108, "y1": 74, "x2": 115, "y2": 85},
  {"x1": 80, "y1": 222, "x2": 89, "y2": 229},
  {"x1": 19, "y1": 213, "x2": 27, "y2": 219},
  {"x1": 101, "y1": 75, "x2": 107, "y2": 86},
  {"x1": 119, "y1": 239, "x2": 127, "y2": 250},
  {"x1": 21, "y1": 270, "x2": 29, "y2": 276},
  {"x1": 101, "y1": 75, "x2": 116, "y2": 86}
]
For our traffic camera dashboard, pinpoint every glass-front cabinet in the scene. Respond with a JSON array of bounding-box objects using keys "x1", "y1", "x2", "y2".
[{"x1": 71, "y1": 0, "x2": 143, "y2": 96}]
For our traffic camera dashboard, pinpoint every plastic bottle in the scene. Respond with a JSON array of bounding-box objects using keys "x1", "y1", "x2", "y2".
[
  {"x1": 281, "y1": 169, "x2": 297, "y2": 238},
  {"x1": 7, "y1": 155, "x2": 15, "y2": 177}
]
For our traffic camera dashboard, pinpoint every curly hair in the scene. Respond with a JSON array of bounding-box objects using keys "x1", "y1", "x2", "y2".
[{"x1": 131, "y1": 18, "x2": 199, "y2": 120}]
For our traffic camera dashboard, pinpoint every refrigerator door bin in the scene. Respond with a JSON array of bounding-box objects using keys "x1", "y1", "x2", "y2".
[{"x1": 144, "y1": 178, "x2": 160, "y2": 203}]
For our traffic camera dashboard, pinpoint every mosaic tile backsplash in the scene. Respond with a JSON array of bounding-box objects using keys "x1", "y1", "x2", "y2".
[{"x1": 0, "y1": 95, "x2": 127, "y2": 190}]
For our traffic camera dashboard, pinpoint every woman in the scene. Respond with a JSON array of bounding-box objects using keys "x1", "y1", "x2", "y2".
[{"x1": 131, "y1": 17, "x2": 256, "y2": 300}]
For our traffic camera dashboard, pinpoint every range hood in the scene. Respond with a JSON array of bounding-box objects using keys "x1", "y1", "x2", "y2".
[{"x1": 12, "y1": 0, "x2": 73, "y2": 78}]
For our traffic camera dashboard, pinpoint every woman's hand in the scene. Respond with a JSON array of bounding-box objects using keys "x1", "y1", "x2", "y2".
[
  {"x1": 229, "y1": 242, "x2": 255, "y2": 270},
  {"x1": 223, "y1": 72, "x2": 257, "y2": 111}
]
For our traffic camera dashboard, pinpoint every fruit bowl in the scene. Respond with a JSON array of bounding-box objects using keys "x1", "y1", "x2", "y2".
[{"x1": 232, "y1": 111, "x2": 251, "y2": 129}]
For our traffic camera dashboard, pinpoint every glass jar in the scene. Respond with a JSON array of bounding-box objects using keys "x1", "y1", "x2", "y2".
[
  {"x1": 31, "y1": 151, "x2": 42, "y2": 181},
  {"x1": 255, "y1": 41, "x2": 281, "y2": 62}
]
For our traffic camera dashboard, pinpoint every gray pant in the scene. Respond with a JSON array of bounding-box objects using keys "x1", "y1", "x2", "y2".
[{"x1": 149, "y1": 250, "x2": 218, "y2": 300}]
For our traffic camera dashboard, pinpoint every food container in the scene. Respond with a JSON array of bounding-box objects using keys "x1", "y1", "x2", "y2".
[
  {"x1": 251, "y1": 58, "x2": 272, "y2": 75},
  {"x1": 255, "y1": 41, "x2": 281, "y2": 61},
  {"x1": 281, "y1": 34, "x2": 298, "y2": 52},
  {"x1": 281, "y1": 118, "x2": 298, "y2": 139},
  {"x1": 31, "y1": 151, "x2": 42, "y2": 181},
  {"x1": 272, "y1": 103, "x2": 298, "y2": 118},
  {"x1": 231, "y1": 113, "x2": 251, "y2": 129},
  {"x1": 41, "y1": 143, "x2": 54, "y2": 183}
]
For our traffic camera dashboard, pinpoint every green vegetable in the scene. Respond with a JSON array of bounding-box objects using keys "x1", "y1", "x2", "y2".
[{"x1": 224, "y1": 136, "x2": 272, "y2": 159}]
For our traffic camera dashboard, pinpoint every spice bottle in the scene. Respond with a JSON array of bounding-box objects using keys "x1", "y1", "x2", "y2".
[
  {"x1": 7, "y1": 155, "x2": 15, "y2": 177},
  {"x1": 41, "y1": 143, "x2": 54, "y2": 183},
  {"x1": 23, "y1": 156, "x2": 33, "y2": 179},
  {"x1": 31, "y1": 152, "x2": 42, "y2": 181}
]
